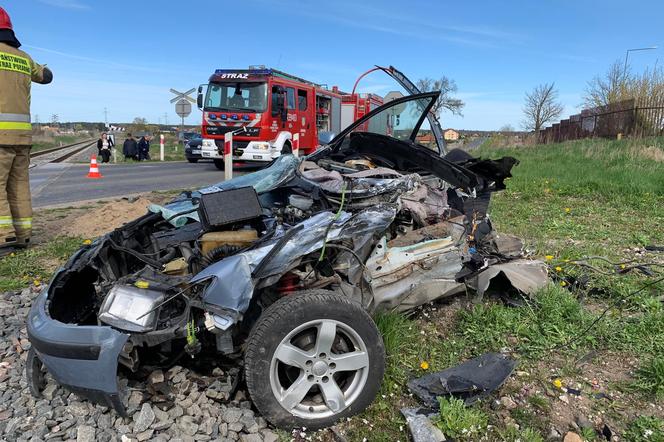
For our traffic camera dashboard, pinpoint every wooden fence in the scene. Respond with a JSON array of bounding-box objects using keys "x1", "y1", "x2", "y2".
[{"x1": 539, "y1": 98, "x2": 664, "y2": 143}]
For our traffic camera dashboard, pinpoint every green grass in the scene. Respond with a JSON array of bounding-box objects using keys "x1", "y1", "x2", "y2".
[
  {"x1": 631, "y1": 356, "x2": 664, "y2": 399},
  {"x1": 32, "y1": 134, "x2": 91, "y2": 152},
  {"x1": 433, "y1": 397, "x2": 488, "y2": 440},
  {"x1": 474, "y1": 137, "x2": 664, "y2": 260},
  {"x1": 336, "y1": 137, "x2": 664, "y2": 440},
  {"x1": 110, "y1": 135, "x2": 187, "y2": 163},
  {"x1": 0, "y1": 236, "x2": 84, "y2": 291},
  {"x1": 624, "y1": 416, "x2": 664, "y2": 442}
]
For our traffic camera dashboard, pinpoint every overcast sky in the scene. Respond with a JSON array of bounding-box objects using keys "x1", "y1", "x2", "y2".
[{"x1": 6, "y1": 0, "x2": 664, "y2": 130}]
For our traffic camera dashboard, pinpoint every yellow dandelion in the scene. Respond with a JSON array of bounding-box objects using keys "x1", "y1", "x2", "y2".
[
  {"x1": 620, "y1": 264, "x2": 626, "y2": 269},
  {"x1": 33, "y1": 279, "x2": 41, "y2": 286},
  {"x1": 83, "y1": 239, "x2": 92, "y2": 245},
  {"x1": 555, "y1": 266, "x2": 562, "y2": 272},
  {"x1": 545, "y1": 255, "x2": 554, "y2": 261},
  {"x1": 553, "y1": 378, "x2": 563, "y2": 389},
  {"x1": 420, "y1": 361, "x2": 430, "y2": 370},
  {"x1": 564, "y1": 208, "x2": 571, "y2": 213},
  {"x1": 560, "y1": 281, "x2": 567, "y2": 287}
]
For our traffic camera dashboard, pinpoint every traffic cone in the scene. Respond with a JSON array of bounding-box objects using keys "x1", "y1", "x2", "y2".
[{"x1": 86, "y1": 155, "x2": 102, "y2": 178}]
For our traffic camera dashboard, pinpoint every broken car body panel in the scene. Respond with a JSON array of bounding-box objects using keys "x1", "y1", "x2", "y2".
[
  {"x1": 27, "y1": 287, "x2": 128, "y2": 413},
  {"x1": 26, "y1": 91, "x2": 540, "y2": 416}
]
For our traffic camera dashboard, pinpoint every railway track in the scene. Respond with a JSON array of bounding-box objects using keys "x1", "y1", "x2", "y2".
[{"x1": 30, "y1": 138, "x2": 96, "y2": 167}]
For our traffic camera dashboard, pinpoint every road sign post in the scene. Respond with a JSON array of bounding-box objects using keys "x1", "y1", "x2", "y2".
[
  {"x1": 293, "y1": 133, "x2": 299, "y2": 157},
  {"x1": 160, "y1": 134, "x2": 165, "y2": 161},
  {"x1": 224, "y1": 131, "x2": 233, "y2": 181},
  {"x1": 169, "y1": 88, "x2": 197, "y2": 153}
]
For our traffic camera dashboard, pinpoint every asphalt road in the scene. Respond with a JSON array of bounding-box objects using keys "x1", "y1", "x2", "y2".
[{"x1": 30, "y1": 161, "x2": 236, "y2": 208}]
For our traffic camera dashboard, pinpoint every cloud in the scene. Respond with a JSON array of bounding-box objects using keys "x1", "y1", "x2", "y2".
[
  {"x1": 248, "y1": 0, "x2": 514, "y2": 48},
  {"x1": 38, "y1": 0, "x2": 90, "y2": 10},
  {"x1": 25, "y1": 45, "x2": 161, "y2": 72}
]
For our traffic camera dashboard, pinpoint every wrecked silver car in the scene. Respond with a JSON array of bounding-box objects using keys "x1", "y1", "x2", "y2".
[{"x1": 26, "y1": 92, "x2": 544, "y2": 430}]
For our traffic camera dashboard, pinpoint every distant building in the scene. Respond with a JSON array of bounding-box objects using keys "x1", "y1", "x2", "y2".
[
  {"x1": 443, "y1": 128, "x2": 459, "y2": 141},
  {"x1": 415, "y1": 132, "x2": 435, "y2": 145}
]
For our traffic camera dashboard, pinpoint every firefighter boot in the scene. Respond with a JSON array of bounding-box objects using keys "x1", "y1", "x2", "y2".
[{"x1": 0, "y1": 146, "x2": 32, "y2": 255}]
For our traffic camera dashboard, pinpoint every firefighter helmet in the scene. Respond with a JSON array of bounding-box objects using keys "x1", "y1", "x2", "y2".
[{"x1": 0, "y1": 7, "x2": 13, "y2": 31}]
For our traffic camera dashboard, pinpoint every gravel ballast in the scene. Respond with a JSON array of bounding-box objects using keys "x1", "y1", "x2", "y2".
[{"x1": 0, "y1": 287, "x2": 280, "y2": 442}]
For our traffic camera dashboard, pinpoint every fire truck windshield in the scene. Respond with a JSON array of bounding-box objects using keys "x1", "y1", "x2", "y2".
[{"x1": 205, "y1": 82, "x2": 267, "y2": 112}]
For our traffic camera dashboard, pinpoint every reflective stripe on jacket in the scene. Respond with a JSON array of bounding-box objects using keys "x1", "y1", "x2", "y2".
[{"x1": 0, "y1": 42, "x2": 46, "y2": 146}]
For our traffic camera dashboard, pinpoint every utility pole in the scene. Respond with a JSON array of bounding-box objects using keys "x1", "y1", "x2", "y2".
[
  {"x1": 104, "y1": 107, "x2": 108, "y2": 128},
  {"x1": 164, "y1": 112, "x2": 168, "y2": 126},
  {"x1": 623, "y1": 46, "x2": 658, "y2": 76}
]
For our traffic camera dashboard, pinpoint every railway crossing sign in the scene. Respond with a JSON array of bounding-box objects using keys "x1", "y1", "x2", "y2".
[
  {"x1": 170, "y1": 88, "x2": 196, "y2": 104},
  {"x1": 170, "y1": 88, "x2": 196, "y2": 118},
  {"x1": 169, "y1": 88, "x2": 197, "y2": 143},
  {"x1": 175, "y1": 99, "x2": 192, "y2": 118}
]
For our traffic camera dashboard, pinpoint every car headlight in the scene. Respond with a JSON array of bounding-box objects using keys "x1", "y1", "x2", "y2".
[
  {"x1": 202, "y1": 139, "x2": 216, "y2": 148},
  {"x1": 253, "y1": 142, "x2": 270, "y2": 150},
  {"x1": 98, "y1": 285, "x2": 165, "y2": 333}
]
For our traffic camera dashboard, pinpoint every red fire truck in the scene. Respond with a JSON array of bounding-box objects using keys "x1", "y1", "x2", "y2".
[{"x1": 197, "y1": 67, "x2": 383, "y2": 168}]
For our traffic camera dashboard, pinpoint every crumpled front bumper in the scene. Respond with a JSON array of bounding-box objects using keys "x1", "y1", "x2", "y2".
[{"x1": 26, "y1": 289, "x2": 129, "y2": 415}]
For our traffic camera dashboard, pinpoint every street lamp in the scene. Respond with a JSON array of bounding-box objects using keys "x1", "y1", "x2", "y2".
[{"x1": 624, "y1": 46, "x2": 658, "y2": 74}]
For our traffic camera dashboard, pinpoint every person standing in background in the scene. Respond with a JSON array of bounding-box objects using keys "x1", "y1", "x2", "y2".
[
  {"x1": 137, "y1": 135, "x2": 151, "y2": 161},
  {"x1": 0, "y1": 7, "x2": 53, "y2": 256},
  {"x1": 122, "y1": 133, "x2": 138, "y2": 161},
  {"x1": 97, "y1": 132, "x2": 113, "y2": 163}
]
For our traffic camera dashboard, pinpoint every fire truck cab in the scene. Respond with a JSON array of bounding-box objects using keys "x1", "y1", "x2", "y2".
[{"x1": 198, "y1": 67, "x2": 343, "y2": 168}]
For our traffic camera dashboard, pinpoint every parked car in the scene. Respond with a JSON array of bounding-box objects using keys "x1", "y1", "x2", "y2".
[
  {"x1": 26, "y1": 92, "x2": 542, "y2": 430},
  {"x1": 178, "y1": 131, "x2": 200, "y2": 145},
  {"x1": 184, "y1": 134, "x2": 203, "y2": 163}
]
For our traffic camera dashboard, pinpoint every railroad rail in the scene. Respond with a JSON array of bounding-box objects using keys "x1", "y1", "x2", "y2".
[{"x1": 30, "y1": 138, "x2": 97, "y2": 166}]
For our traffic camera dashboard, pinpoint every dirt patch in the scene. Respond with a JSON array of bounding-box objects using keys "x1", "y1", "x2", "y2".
[
  {"x1": 59, "y1": 197, "x2": 153, "y2": 239},
  {"x1": 33, "y1": 193, "x2": 177, "y2": 242}
]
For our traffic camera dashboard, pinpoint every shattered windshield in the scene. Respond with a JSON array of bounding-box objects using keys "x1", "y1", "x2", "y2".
[
  {"x1": 205, "y1": 154, "x2": 299, "y2": 193},
  {"x1": 351, "y1": 96, "x2": 434, "y2": 141},
  {"x1": 159, "y1": 155, "x2": 300, "y2": 226}
]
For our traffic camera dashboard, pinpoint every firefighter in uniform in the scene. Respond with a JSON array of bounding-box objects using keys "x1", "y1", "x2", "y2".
[{"x1": 0, "y1": 7, "x2": 53, "y2": 255}]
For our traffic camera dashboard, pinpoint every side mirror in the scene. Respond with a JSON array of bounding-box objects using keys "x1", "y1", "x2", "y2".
[{"x1": 197, "y1": 85, "x2": 205, "y2": 109}]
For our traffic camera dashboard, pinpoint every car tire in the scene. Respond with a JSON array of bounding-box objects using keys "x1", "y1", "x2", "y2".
[
  {"x1": 245, "y1": 290, "x2": 385, "y2": 430},
  {"x1": 213, "y1": 159, "x2": 225, "y2": 170},
  {"x1": 187, "y1": 158, "x2": 199, "y2": 163},
  {"x1": 281, "y1": 141, "x2": 292, "y2": 154}
]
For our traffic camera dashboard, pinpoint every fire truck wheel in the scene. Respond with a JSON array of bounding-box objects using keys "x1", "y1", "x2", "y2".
[
  {"x1": 213, "y1": 159, "x2": 225, "y2": 170},
  {"x1": 281, "y1": 141, "x2": 292, "y2": 154},
  {"x1": 245, "y1": 290, "x2": 385, "y2": 430}
]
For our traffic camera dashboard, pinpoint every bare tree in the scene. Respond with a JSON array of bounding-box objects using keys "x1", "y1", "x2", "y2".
[
  {"x1": 499, "y1": 124, "x2": 515, "y2": 132},
  {"x1": 522, "y1": 83, "x2": 564, "y2": 132},
  {"x1": 582, "y1": 60, "x2": 630, "y2": 108},
  {"x1": 130, "y1": 117, "x2": 148, "y2": 134},
  {"x1": 416, "y1": 77, "x2": 465, "y2": 116},
  {"x1": 583, "y1": 60, "x2": 664, "y2": 108}
]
